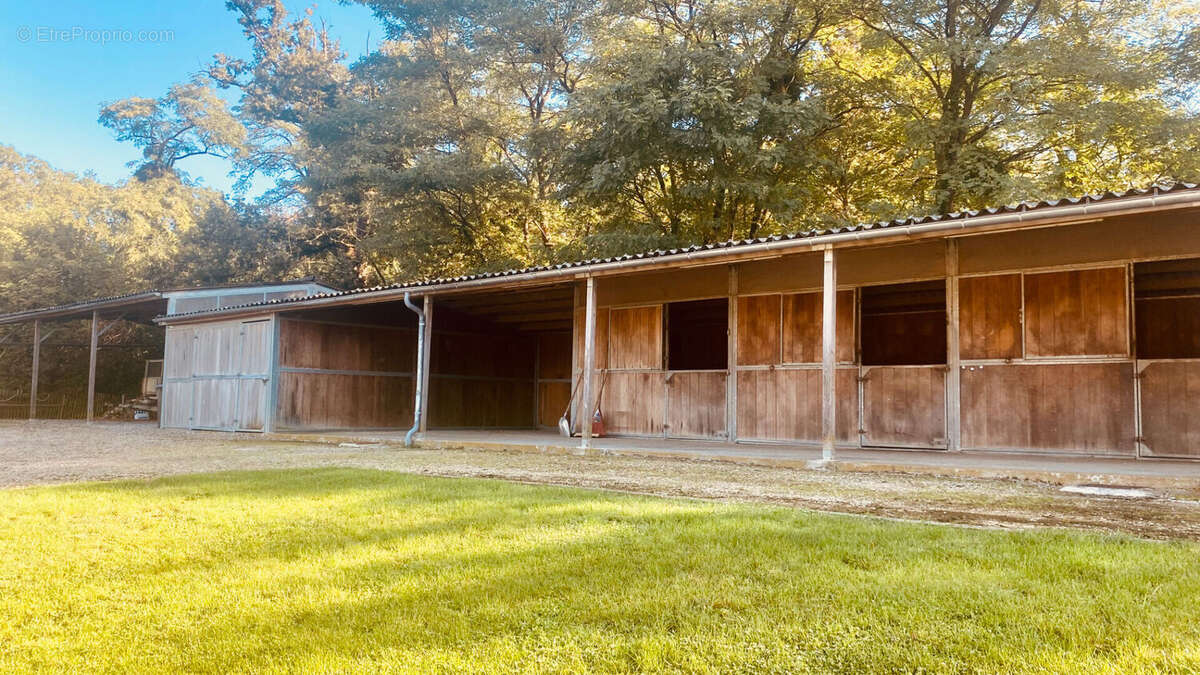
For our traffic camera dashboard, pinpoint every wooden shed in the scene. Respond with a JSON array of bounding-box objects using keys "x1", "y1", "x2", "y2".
[{"x1": 154, "y1": 184, "x2": 1200, "y2": 460}]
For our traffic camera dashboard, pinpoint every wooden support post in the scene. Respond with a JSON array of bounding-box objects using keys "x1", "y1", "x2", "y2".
[
  {"x1": 580, "y1": 277, "x2": 597, "y2": 450},
  {"x1": 86, "y1": 310, "x2": 99, "y2": 423},
  {"x1": 945, "y1": 239, "x2": 962, "y2": 451},
  {"x1": 29, "y1": 320, "x2": 40, "y2": 420},
  {"x1": 726, "y1": 265, "x2": 738, "y2": 441},
  {"x1": 821, "y1": 249, "x2": 838, "y2": 462},
  {"x1": 418, "y1": 295, "x2": 434, "y2": 433}
]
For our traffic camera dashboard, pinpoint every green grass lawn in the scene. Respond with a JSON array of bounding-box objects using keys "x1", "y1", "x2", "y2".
[{"x1": 1, "y1": 469, "x2": 1197, "y2": 673}]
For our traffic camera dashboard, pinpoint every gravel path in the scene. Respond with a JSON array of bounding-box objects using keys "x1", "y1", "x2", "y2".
[{"x1": 3, "y1": 420, "x2": 1199, "y2": 541}]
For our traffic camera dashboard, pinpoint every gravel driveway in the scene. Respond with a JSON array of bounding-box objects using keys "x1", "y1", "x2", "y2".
[{"x1": 3, "y1": 420, "x2": 1199, "y2": 541}]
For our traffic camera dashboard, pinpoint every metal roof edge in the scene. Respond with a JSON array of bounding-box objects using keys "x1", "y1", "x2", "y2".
[{"x1": 0, "y1": 291, "x2": 166, "y2": 325}]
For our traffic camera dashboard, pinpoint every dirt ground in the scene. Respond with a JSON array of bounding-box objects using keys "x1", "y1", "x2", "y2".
[{"x1": 3, "y1": 420, "x2": 1199, "y2": 541}]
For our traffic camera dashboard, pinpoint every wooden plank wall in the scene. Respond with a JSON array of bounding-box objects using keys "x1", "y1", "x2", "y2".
[
  {"x1": 1139, "y1": 361, "x2": 1200, "y2": 458},
  {"x1": 959, "y1": 274, "x2": 1022, "y2": 359},
  {"x1": 608, "y1": 306, "x2": 662, "y2": 369},
  {"x1": 279, "y1": 320, "x2": 415, "y2": 372},
  {"x1": 193, "y1": 379, "x2": 239, "y2": 430},
  {"x1": 278, "y1": 372, "x2": 414, "y2": 429},
  {"x1": 958, "y1": 266, "x2": 1136, "y2": 454},
  {"x1": 429, "y1": 329, "x2": 536, "y2": 429},
  {"x1": 737, "y1": 291, "x2": 854, "y2": 366},
  {"x1": 599, "y1": 371, "x2": 665, "y2": 435},
  {"x1": 861, "y1": 366, "x2": 946, "y2": 448},
  {"x1": 1136, "y1": 297, "x2": 1200, "y2": 359},
  {"x1": 782, "y1": 291, "x2": 855, "y2": 363},
  {"x1": 736, "y1": 368, "x2": 858, "y2": 442},
  {"x1": 961, "y1": 363, "x2": 1134, "y2": 454},
  {"x1": 737, "y1": 295, "x2": 780, "y2": 365},
  {"x1": 276, "y1": 319, "x2": 416, "y2": 430},
  {"x1": 1024, "y1": 267, "x2": 1128, "y2": 357},
  {"x1": 537, "y1": 331, "x2": 572, "y2": 427},
  {"x1": 162, "y1": 319, "x2": 273, "y2": 432},
  {"x1": 665, "y1": 371, "x2": 726, "y2": 438}
]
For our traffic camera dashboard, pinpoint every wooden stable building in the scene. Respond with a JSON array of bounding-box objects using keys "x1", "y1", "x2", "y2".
[{"x1": 83, "y1": 185, "x2": 1200, "y2": 460}]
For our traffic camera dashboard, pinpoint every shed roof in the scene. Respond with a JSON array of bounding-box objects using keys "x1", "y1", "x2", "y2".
[
  {"x1": 0, "y1": 278, "x2": 337, "y2": 325},
  {"x1": 155, "y1": 182, "x2": 1200, "y2": 325}
]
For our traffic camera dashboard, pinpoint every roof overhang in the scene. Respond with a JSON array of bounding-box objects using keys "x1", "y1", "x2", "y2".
[
  {"x1": 155, "y1": 184, "x2": 1200, "y2": 326},
  {"x1": 0, "y1": 292, "x2": 168, "y2": 326}
]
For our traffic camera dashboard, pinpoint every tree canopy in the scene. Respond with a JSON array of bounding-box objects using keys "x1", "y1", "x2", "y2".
[{"x1": 7, "y1": 0, "x2": 1200, "y2": 300}]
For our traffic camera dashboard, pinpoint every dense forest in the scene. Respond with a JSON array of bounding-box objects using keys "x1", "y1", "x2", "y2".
[{"x1": 2, "y1": 0, "x2": 1199, "y2": 402}]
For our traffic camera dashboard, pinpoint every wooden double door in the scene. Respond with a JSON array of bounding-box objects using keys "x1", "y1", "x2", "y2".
[{"x1": 162, "y1": 319, "x2": 273, "y2": 432}]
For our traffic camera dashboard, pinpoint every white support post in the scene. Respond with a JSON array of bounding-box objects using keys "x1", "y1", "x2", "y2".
[
  {"x1": 580, "y1": 277, "x2": 597, "y2": 450},
  {"x1": 86, "y1": 310, "x2": 99, "y2": 423},
  {"x1": 946, "y1": 239, "x2": 962, "y2": 451},
  {"x1": 821, "y1": 248, "x2": 838, "y2": 462},
  {"x1": 418, "y1": 295, "x2": 434, "y2": 433},
  {"x1": 29, "y1": 320, "x2": 40, "y2": 420},
  {"x1": 726, "y1": 265, "x2": 738, "y2": 441}
]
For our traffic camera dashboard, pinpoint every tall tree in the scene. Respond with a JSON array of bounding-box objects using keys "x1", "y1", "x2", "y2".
[
  {"x1": 565, "y1": 0, "x2": 848, "y2": 243},
  {"x1": 843, "y1": 0, "x2": 1200, "y2": 213},
  {"x1": 99, "y1": 82, "x2": 246, "y2": 182}
]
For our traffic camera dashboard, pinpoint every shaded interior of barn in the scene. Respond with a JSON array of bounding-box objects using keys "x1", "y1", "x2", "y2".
[{"x1": 274, "y1": 284, "x2": 576, "y2": 432}]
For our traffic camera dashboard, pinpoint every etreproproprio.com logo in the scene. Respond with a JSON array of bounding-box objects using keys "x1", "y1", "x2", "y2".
[{"x1": 16, "y1": 26, "x2": 175, "y2": 45}]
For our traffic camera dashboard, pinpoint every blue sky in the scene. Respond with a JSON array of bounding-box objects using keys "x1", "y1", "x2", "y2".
[{"x1": 0, "y1": 0, "x2": 380, "y2": 196}]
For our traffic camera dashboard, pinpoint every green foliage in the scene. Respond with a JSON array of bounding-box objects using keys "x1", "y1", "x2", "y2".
[
  {"x1": 98, "y1": 82, "x2": 247, "y2": 182},
  {"x1": 0, "y1": 146, "x2": 305, "y2": 396},
  {"x1": 17, "y1": 0, "x2": 1200, "y2": 293},
  {"x1": 1, "y1": 469, "x2": 1198, "y2": 672}
]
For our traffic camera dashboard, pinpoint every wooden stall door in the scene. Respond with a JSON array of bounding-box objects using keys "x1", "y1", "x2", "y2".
[
  {"x1": 961, "y1": 362, "x2": 1134, "y2": 455},
  {"x1": 861, "y1": 366, "x2": 947, "y2": 448},
  {"x1": 236, "y1": 319, "x2": 272, "y2": 431},
  {"x1": 600, "y1": 371, "x2": 665, "y2": 436},
  {"x1": 665, "y1": 371, "x2": 726, "y2": 439},
  {"x1": 161, "y1": 326, "x2": 195, "y2": 428},
  {"x1": 1138, "y1": 360, "x2": 1200, "y2": 458}
]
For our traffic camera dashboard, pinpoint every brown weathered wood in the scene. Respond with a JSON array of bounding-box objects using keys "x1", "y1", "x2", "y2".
[
  {"x1": 278, "y1": 371, "x2": 415, "y2": 430},
  {"x1": 1135, "y1": 297, "x2": 1200, "y2": 359},
  {"x1": 536, "y1": 331, "x2": 572, "y2": 428},
  {"x1": 600, "y1": 371, "x2": 665, "y2": 436},
  {"x1": 665, "y1": 371, "x2": 726, "y2": 438},
  {"x1": 958, "y1": 274, "x2": 1022, "y2": 359},
  {"x1": 537, "y1": 332, "x2": 572, "y2": 380},
  {"x1": 961, "y1": 362, "x2": 1134, "y2": 454},
  {"x1": 537, "y1": 381, "x2": 572, "y2": 427},
  {"x1": 1136, "y1": 359, "x2": 1200, "y2": 458},
  {"x1": 781, "y1": 290, "x2": 854, "y2": 363},
  {"x1": 862, "y1": 366, "x2": 946, "y2": 448},
  {"x1": 735, "y1": 367, "x2": 858, "y2": 443},
  {"x1": 1024, "y1": 267, "x2": 1128, "y2": 357},
  {"x1": 737, "y1": 295, "x2": 780, "y2": 365},
  {"x1": 608, "y1": 305, "x2": 662, "y2": 370},
  {"x1": 280, "y1": 319, "x2": 416, "y2": 372}
]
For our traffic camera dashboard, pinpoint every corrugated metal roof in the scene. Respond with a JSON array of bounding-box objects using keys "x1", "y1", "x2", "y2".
[
  {"x1": 0, "y1": 278, "x2": 341, "y2": 325},
  {"x1": 0, "y1": 291, "x2": 167, "y2": 325},
  {"x1": 155, "y1": 181, "x2": 1200, "y2": 323}
]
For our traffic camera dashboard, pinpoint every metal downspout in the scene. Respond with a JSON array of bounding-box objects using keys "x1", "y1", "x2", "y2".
[{"x1": 403, "y1": 292, "x2": 425, "y2": 447}]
